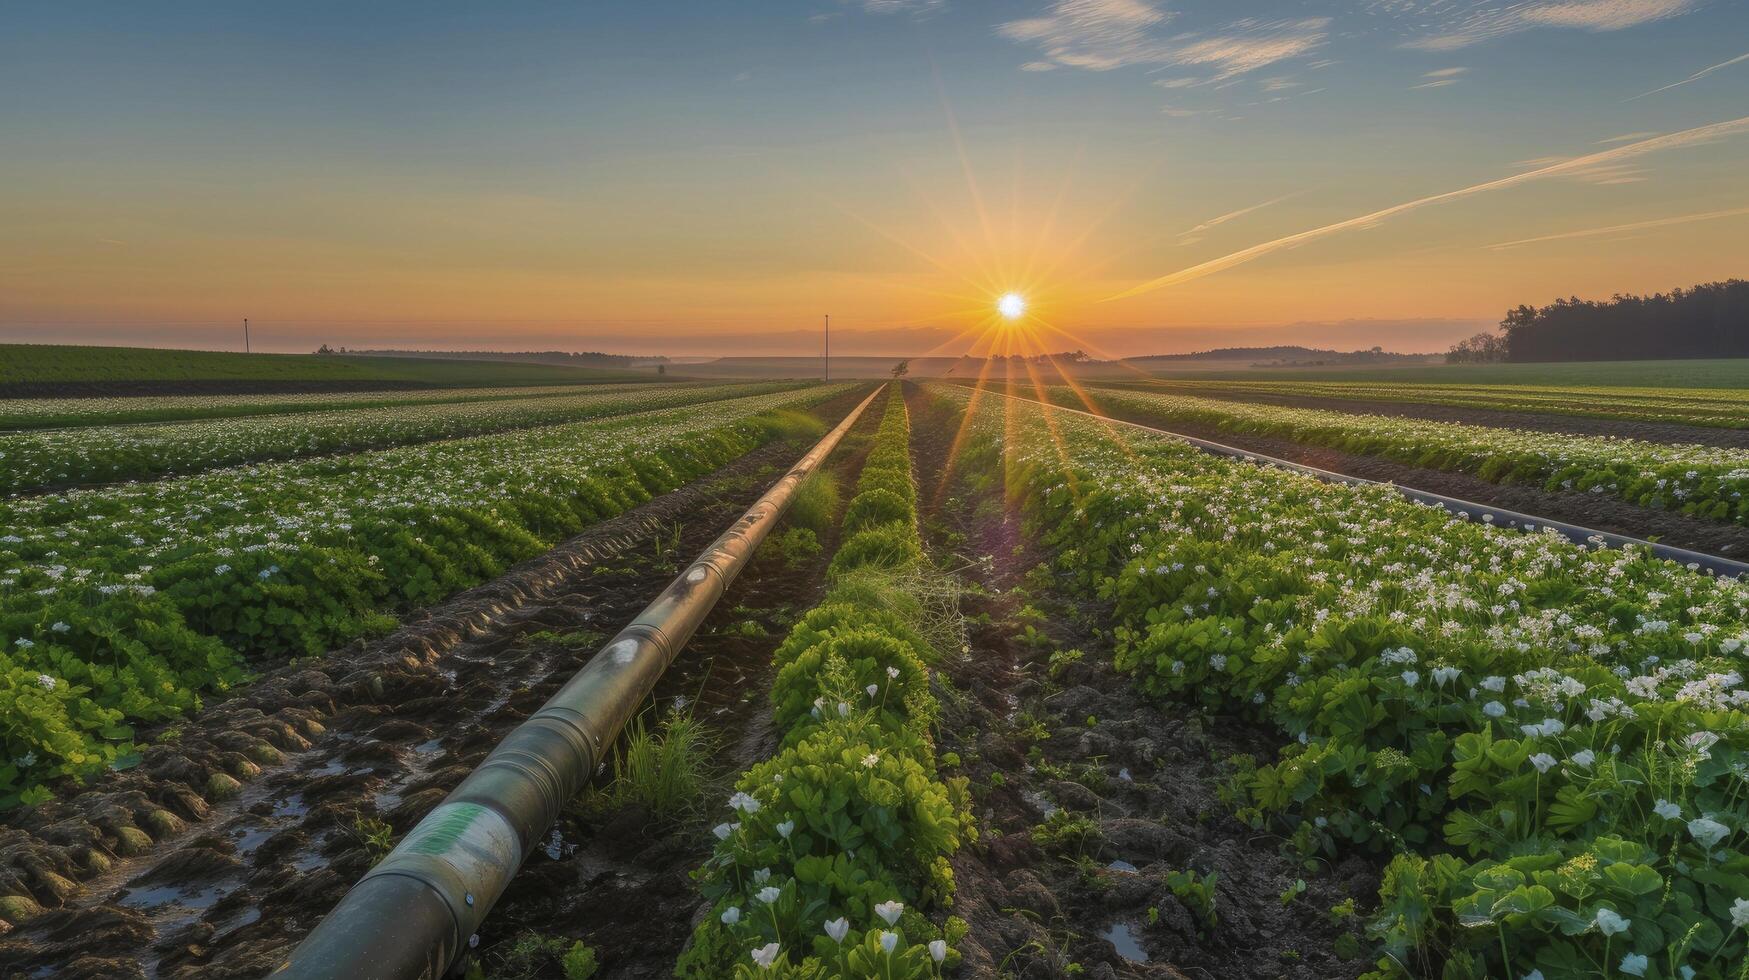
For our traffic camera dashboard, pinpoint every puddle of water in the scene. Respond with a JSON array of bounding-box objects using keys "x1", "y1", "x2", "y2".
[
  {"x1": 1106, "y1": 859, "x2": 1139, "y2": 874},
  {"x1": 231, "y1": 822, "x2": 275, "y2": 857},
  {"x1": 1102, "y1": 922, "x2": 1149, "y2": 963},
  {"x1": 118, "y1": 880, "x2": 229, "y2": 911},
  {"x1": 270, "y1": 793, "x2": 309, "y2": 819},
  {"x1": 1117, "y1": 767, "x2": 1133, "y2": 782}
]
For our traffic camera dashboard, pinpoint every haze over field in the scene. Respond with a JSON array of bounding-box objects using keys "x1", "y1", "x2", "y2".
[{"x1": 3, "y1": 1, "x2": 1747, "y2": 358}]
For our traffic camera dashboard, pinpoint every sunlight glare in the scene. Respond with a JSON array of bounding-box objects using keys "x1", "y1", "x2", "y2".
[{"x1": 997, "y1": 292, "x2": 1025, "y2": 319}]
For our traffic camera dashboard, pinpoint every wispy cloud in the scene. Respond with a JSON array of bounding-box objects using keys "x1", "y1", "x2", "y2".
[
  {"x1": 1513, "y1": 154, "x2": 1647, "y2": 184},
  {"x1": 1486, "y1": 205, "x2": 1749, "y2": 249},
  {"x1": 860, "y1": 0, "x2": 945, "y2": 14},
  {"x1": 1181, "y1": 193, "x2": 1296, "y2": 237},
  {"x1": 1399, "y1": 0, "x2": 1696, "y2": 51},
  {"x1": 1596, "y1": 131, "x2": 1661, "y2": 144},
  {"x1": 1627, "y1": 51, "x2": 1749, "y2": 100},
  {"x1": 1412, "y1": 78, "x2": 1461, "y2": 89},
  {"x1": 999, "y1": 1, "x2": 1327, "y2": 79},
  {"x1": 1104, "y1": 116, "x2": 1749, "y2": 300}
]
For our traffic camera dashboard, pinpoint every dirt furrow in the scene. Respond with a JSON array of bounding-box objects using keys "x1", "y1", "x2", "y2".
[{"x1": 906, "y1": 384, "x2": 1375, "y2": 980}]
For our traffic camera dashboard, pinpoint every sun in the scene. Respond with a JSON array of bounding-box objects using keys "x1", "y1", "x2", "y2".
[{"x1": 997, "y1": 292, "x2": 1026, "y2": 320}]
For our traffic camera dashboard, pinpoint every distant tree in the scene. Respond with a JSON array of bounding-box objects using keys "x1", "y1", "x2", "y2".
[
  {"x1": 891, "y1": 359, "x2": 910, "y2": 379},
  {"x1": 1492, "y1": 280, "x2": 1749, "y2": 362},
  {"x1": 1445, "y1": 332, "x2": 1507, "y2": 364},
  {"x1": 657, "y1": 364, "x2": 666, "y2": 376},
  {"x1": 315, "y1": 344, "x2": 336, "y2": 355}
]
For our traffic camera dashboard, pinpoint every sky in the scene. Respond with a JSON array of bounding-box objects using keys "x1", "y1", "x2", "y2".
[{"x1": 2, "y1": 0, "x2": 1747, "y2": 359}]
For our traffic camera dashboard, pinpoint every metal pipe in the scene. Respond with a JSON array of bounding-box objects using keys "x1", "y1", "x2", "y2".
[
  {"x1": 271, "y1": 386, "x2": 880, "y2": 980},
  {"x1": 983, "y1": 386, "x2": 1749, "y2": 579}
]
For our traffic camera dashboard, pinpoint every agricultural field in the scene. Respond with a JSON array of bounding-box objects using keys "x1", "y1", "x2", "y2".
[
  {"x1": 3, "y1": 374, "x2": 1748, "y2": 980},
  {"x1": 0, "y1": 381, "x2": 805, "y2": 494},
  {"x1": 0, "y1": 344, "x2": 657, "y2": 390},
  {"x1": 1115, "y1": 379, "x2": 1749, "y2": 431}
]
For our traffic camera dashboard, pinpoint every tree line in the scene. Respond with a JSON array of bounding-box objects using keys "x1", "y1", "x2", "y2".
[{"x1": 1448, "y1": 280, "x2": 1749, "y2": 363}]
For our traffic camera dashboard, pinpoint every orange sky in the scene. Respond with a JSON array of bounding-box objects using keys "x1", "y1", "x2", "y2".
[{"x1": 3, "y1": 3, "x2": 1747, "y2": 358}]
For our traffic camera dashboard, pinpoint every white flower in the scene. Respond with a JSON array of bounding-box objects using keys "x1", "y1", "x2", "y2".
[
  {"x1": 861, "y1": 753, "x2": 880, "y2": 768},
  {"x1": 1432, "y1": 666, "x2": 1460, "y2": 687},
  {"x1": 721, "y1": 906, "x2": 742, "y2": 925},
  {"x1": 824, "y1": 917, "x2": 849, "y2": 943},
  {"x1": 15, "y1": 638, "x2": 34, "y2": 650},
  {"x1": 713, "y1": 822, "x2": 738, "y2": 840},
  {"x1": 837, "y1": 701, "x2": 850, "y2": 717},
  {"x1": 35, "y1": 674, "x2": 55, "y2": 691},
  {"x1": 1731, "y1": 897, "x2": 1749, "y2": 928},
  {"x1": 1483, "y1": 700, "x2": 1506, "y2": 718},
  {"x1": 729, "y1": 791, "x2": 760, "y2": 814},
  {"x1": 1481, "y1": 675, "x2": 1506, "y2": 692},
  {"x1": 1689, "y1": 817, "x2": 1730, "y2": 848},
  {"x1": 1569, "y1": 749, "x2": 1595, "y2": 768},
  {"x1": 1593, "y1": 908, "x2": 1630, "y2": 936},
  {"x1": 1619, "y1": 953, "x2": 1647, "y2": 977},
  {"x1": 1654, "y1": 799, "x2": 1682, "y2": 820},
  {"x1": 756, "y1": 886, "x2": 781, "y2": 904},
  {"x1": 49, "y1": 622, "x2": 69, "y2": 633},
  {"x1": 874, "y1": 900, "x2": 904, "y2": 926},
  {"x1": 929, "y1": 939, "x2": 947, "y2": 963},
  {"x1": 1401, "y1": 670, "x2": 1420, "y2": 687},
  {"x1": 1529, "y1": 753, "x2": 1556, "y2": 774},
  {"x1": 866, "y1": 684, "x2": 879, "y2": 698},
  {"x1": 879, "y1": 932, "x2": 898, "y2": 954},
  {"x1": 1523, "y1": 971, "x2": 1546, "y2": 980},
  {"x1": 887, "y1": 666, "x2": 900, "y2": 679},
  {"x1": 776, "y1": 820, "x2": 794, "y2": 839},
  {"x1": 213, "y1": 564, "x2": 230, "y2": 575},
  {"x1": 750, "y1": 942, "x2": 781, "y2": 969},
  {"x1": 752, "y1": 867, "x2": 772, "y2": 884}
]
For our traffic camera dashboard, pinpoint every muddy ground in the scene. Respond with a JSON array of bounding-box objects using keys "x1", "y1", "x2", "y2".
[
  {"x1": 905, "y1": 385, "x2": 1377, "y2": 980},
  {"x1": 1105, "y1": 383, "x2": 1749, "y2": 450},
  {"x1": 1003, "y1": 388, "x2": 1749, "y2": 559},
  {"x1": 0, "y1": 392, "x2": 869, "y2": 979}
]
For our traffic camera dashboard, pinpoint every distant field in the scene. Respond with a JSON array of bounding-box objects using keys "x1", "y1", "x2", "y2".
[
  {"x1": 0, "y1": 344, "x2": 658, "y2": 387},
  {"x1": 1117, "y1": 357, "x2": 1749, "y2": 388}
]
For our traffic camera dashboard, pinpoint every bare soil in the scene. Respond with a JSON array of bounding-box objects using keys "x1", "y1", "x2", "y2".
[
  {"x1": 905, "y1": 386, "x2": 1376, "y2": 980},
  {"x1": 0, "y1": 391, "x2": 869, "y2": 979}
]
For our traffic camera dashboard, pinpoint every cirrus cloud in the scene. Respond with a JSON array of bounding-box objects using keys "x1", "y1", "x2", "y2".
[{"x1": 999, "y1": 0, "x2": 1328, "y2": 79}]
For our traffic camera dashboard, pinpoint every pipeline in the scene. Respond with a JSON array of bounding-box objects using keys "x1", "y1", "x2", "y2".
[
  {"x1": 983, "y1": 386, "x2": 1749, "y2": 579},
  {"x1": 270, "y1": 386, "x2": 880, "y2": 980}
]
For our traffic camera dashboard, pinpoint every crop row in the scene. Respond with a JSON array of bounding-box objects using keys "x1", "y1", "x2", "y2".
[
  {"x1": 0, "y1": 383, "x2": 624, "y2": 431},
  {"x1": 0, "y1": 381, "x2": 804, "y2": 496},
  {"x1": 680, "y1": 384, "x2": 970, "y2": 979},
  {"x1": 1128, "y1": 380, "x2": 1749, "y2": 430},
  {"x1": 934, "y1": 383, "x2": 1749, "y2": 979},
  {"x1": 1059, "y1": 384, "x2": 1749, "y2": 526},
  {"x1": 0, "y1": 385, "x2": 848, "y2": 806}
]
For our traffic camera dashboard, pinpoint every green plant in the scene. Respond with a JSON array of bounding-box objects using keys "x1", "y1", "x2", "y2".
[
  {"x1": 597, "y1": 709, "x2": 712, "y2": 815},
  {"x1": 1166, "y1": 869, "x2": 1219, "y2": 929},
  {"x1": 561, "y1": 941, "x2": 600, "y2": 980},
  {"x1": 786, "y1": 471, "x2": 841, "y2": 535},
  {"x1": 352, "y1": 813, "x2": 395, "y2": 862}
]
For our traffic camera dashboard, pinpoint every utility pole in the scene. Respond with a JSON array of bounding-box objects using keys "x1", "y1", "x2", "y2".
[
  {"x1": 244, "y1": 318, "x2": 251, "y2": 354},
  {"x1": 823, "y1": 314, "x2": 829, "y2": 381}
]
